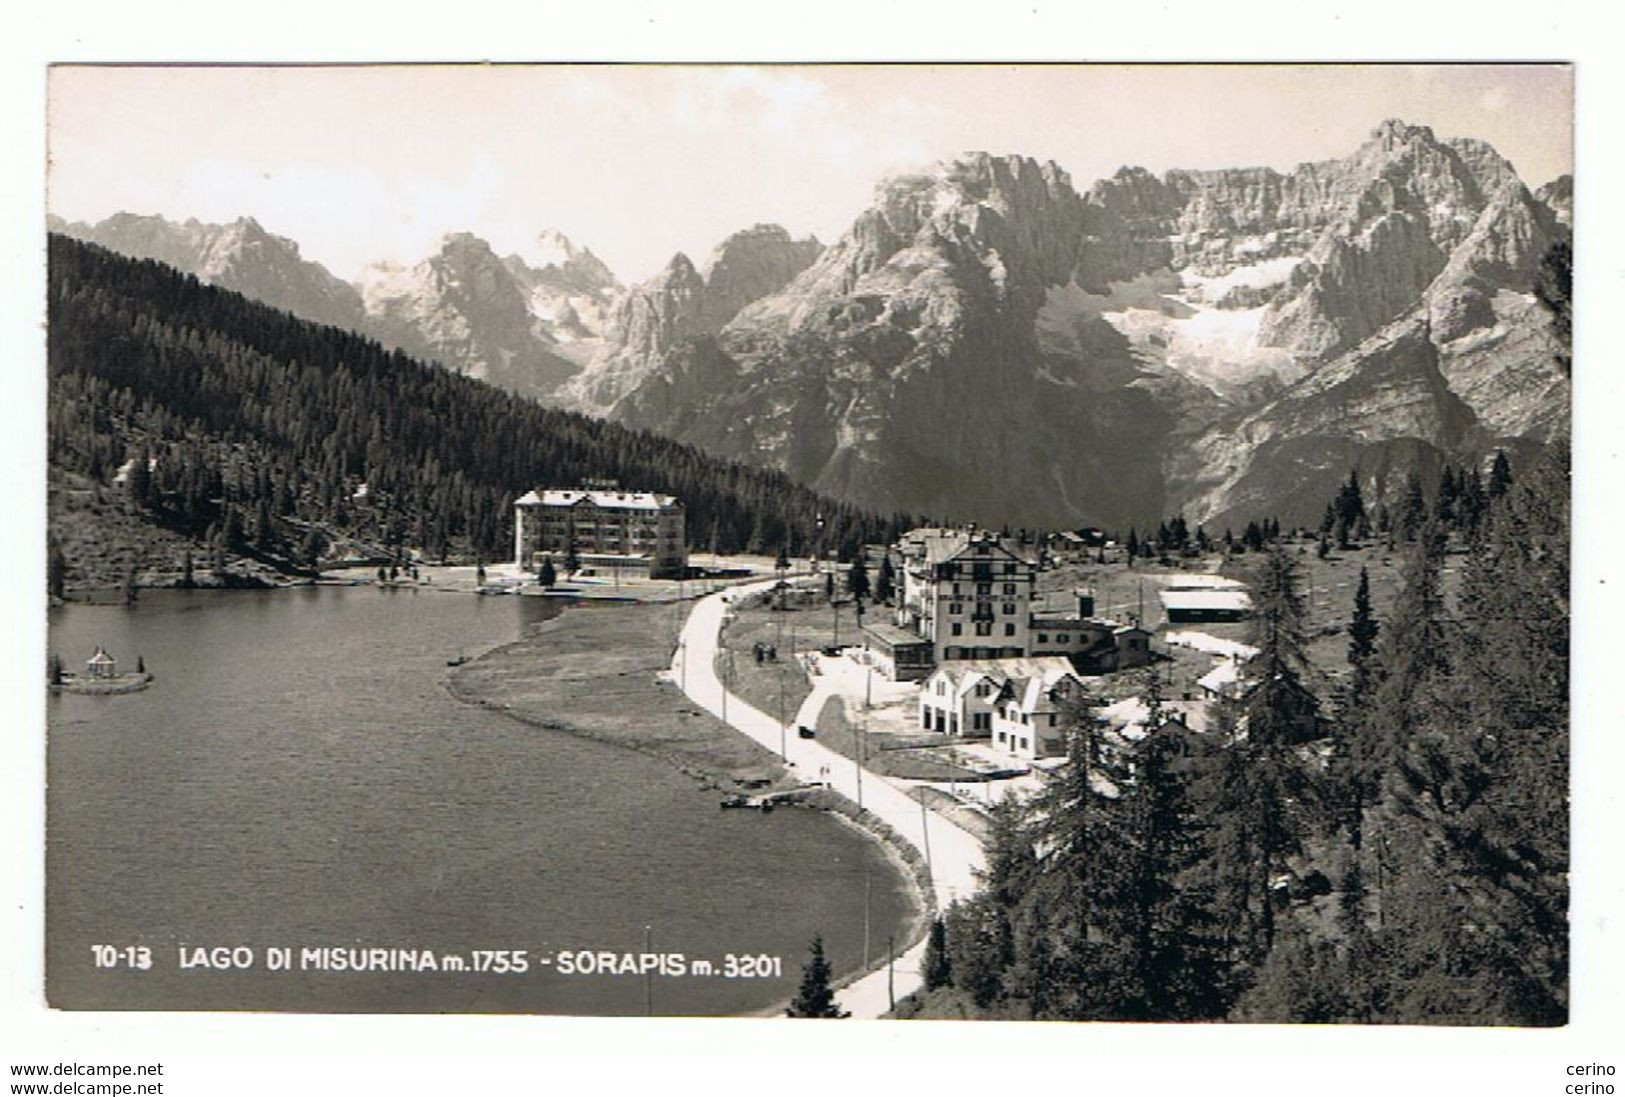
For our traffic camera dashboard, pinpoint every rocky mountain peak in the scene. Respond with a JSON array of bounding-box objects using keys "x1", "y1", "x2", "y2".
[
  {"x1": 528, "y1": 228, "x2": 620, "y2": 295},
  {"x1": 1536, "y1": 174, "x2": 1573, "y2": 226},
  {"x1": 354, "y1": 229, "x2": 580, "y2": 397},
  {"x1": 1368, "y1": 117, "x2": 1439, "y2": 150}
]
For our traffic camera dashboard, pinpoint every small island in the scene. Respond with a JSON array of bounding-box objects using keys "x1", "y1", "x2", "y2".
[{"x1": 49, "y1": 647, "x2": 153, "y2": 695}]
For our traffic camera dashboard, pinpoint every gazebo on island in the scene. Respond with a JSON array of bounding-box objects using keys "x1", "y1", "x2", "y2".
[{"x1": 85, "y1": 647, "x2": 117, "y2": 679}]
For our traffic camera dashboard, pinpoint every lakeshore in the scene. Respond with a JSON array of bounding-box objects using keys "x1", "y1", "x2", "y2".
[
  {"x1": 444, "y1": 582, "x2": 943, "y2": 1013},
  {"x1": 445, "y1": 595, "x2": 798, "y2": 795}
]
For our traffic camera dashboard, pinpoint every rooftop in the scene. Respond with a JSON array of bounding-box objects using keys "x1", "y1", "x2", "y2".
[
  {"x1": 1159, "y1": 588, "x2": 1254, "y2": 612},
  {"x1": 516, "y1": 488, "x2": 680, "y2": 511},
  {"x1": 861, "y1": 621, "x2": 934, "y2": 648}
]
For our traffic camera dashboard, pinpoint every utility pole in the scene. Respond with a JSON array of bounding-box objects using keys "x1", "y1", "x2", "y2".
[
  {"x1": 855, "y1": 713, "x2": 865, "y2": 810},
  {"x1": 778, "y1": 668, "x2": 787, "y2": 760},
  {"x1": 919, "y1": 793, "x2": 934, "y2": 886},
  {"x1": 887, "y1": 934, "x2": 895, "y2": 1011},
  {"x1": 863, "y1": 870, "x2": 872, "y2": 971}
]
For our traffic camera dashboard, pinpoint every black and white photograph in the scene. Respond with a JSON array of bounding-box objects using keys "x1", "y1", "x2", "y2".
[
  {"x1": 6, "y1": 8, "x2": 1620, "y2": 1090},
  {"x1": 38, "y1": 59, "x2": 1574, "y2": 1024}
]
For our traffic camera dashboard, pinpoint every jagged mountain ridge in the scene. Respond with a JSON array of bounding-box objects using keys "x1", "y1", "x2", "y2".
[
  {"x1": 603, "y1": 120, "x2": 1570, "y2": 530},
  {"x1": 53, "y1": 119, "x2": 1570, "y2": 533},
  {"x1": 49, "y1": 212, "x2": 368, "y2": 332},
  {"x1": 558, "y1": 224, "x2": 822, "y2": 410}
]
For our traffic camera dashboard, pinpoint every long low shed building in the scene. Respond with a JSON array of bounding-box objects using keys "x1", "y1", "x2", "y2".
[{"x1": 1159, "y1": 587, "x2": 1253, "y2": 623}]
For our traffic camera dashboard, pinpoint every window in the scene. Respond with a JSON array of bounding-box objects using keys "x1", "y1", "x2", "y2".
[
  {"x1": 975, "y1": 621, "x2": 992, "y2": 637},
  {"x1": 951, "y1": 622, "x2": 963, "y2": 636},
  {"x1": 1005, "y1": 562, "x2": 1016, "y2": 575},
  {"x1": 1004, "y1": 623, "x2": 1015, "y2": 637},
  {"x1": 977, "y1": 583, "x2": 991, "y2": 596},
  {"x1": 1038, "y1": 633, "x2": 1049, "y2": 643},
  {"x1": 1058, "y1": 633, "x2": 1069, "y2": 644},
  {"x1": 1003, "y1": 603, "x2": 1015, "y2": 615},
  {"x1": 949, "y1": 603, "x2": 962, "y2": 615},
  {"x1": 1048, "y1": 713, "x2": 1056, "y2": 726},
  {"x1": 1004, "y1": 583, "x2": 1016, "y2": 595},
  {"x1": 952, "y1": 583, "x2": 961, "y2": 596}
]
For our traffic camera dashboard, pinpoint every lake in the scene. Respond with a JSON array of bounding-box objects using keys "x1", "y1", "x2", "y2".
[{"x1": 46, "y1": 586, "x2": 914, "y2": 1015}]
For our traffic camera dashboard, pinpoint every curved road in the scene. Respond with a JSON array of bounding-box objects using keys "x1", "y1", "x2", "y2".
[{"x1": 671, "y1": 580, "x2": 984, "y2": 1017}]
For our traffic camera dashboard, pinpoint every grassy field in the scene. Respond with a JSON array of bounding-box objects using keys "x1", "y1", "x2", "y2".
[
  {"x1": 810, "y1": 694, "x2": 986, "y2": 782},
  {"x1": 450, "y1": 598, "x2": 795, "y2": 793},
  {"x1": 714, "y1": 591, "x2": 867, "y2": 724},
  {"x1": 1046, "y1": 538, "x2": 1415, "y2": 693}
]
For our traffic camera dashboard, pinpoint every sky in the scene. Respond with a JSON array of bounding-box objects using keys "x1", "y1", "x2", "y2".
[{"x1": 48, "y1": 63, "x2": 1574, "y2": 290}]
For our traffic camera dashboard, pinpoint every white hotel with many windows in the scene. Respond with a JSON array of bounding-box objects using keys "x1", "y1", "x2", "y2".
[
  {"x1": 894, "y1": 528, "x2": 1036, "y2": 663},
  {"x1": 513, "y1": 486, "x2": 687, "y2": 579},
  {"x1": 886, "y1": 526, "x2": 1151, "y2": 672}
]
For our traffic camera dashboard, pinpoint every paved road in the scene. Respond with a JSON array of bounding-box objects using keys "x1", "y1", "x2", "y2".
[{"x1": 670, "y1": 581, "x2": 985, "y2": 1017}]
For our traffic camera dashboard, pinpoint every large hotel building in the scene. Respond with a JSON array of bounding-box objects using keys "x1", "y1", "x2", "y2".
[
  {"x1": 860, "y1": 526, "x2": 1152, "y2": 681},
  {"x1": 513, "y1": 486, "x2": 688, "y2": 579}
]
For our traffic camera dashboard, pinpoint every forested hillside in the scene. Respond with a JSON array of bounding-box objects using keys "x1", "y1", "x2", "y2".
[
  {"x1": 906, "y1": 442, "x2": 1568, "y2": 1025},
  {"x1": 47, "y1": 236, "x2": 911, "y2": 589}
]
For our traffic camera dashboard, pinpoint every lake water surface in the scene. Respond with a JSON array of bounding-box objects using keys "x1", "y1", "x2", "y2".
[{"x1": 47, "y1": 586, "x2": 913, "y2": 1015}]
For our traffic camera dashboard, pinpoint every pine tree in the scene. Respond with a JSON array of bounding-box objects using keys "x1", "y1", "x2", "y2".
[
  {"x1": 1399, "y1": 473, "x2": 1427, "y2": 541},
  {"x1": 1205, "y1": 548, "x2": 1319, "y2": 963},
  {"x1": 922, "y1": 916, "x2": 952, "y2": 990},
  {"x1": 786, "y1": 935, "x2": 848, "y2": 1018},
  {"x1": 1025, "y1": 694, "x2": 1138, "y2": 1018},
  {"x1": 537, "y1": 557, "x2": 556, "y2": 588},
  {"x1": 875, "y1": 555, "x2": 896, "y2": 604},
  {"x1": 1347, "y1": 566, "x2": 1380, "y2": 694},
  {"x1": 1122, "y1": 715, "x2": 1229, "y2": 1019},
  {"x1": 48, "y1": 542, "x2": 67, "y2": 601},
  {"x1": 846, "y1": 555, "x2": 870, "y2": 602},
  {"x1": 1488, "y1": 450, "x2": 1513, "y2": 498}
]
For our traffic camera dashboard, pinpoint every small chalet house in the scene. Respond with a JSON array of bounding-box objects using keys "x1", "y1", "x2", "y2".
[
  {"x1": 918, "y1": 656, "x2": 1083, "y2": 760},
  {"x1": 990, "y1": 666, "x2": 1084, "y2": 760}
]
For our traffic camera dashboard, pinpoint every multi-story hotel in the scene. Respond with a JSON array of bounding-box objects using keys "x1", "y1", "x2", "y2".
[
  {"x1": 866, "y1": 526, "x2": 1151, "y2": 679},
  {"x1": 894, "y1": 528, "x2": 1037, "y2": 663},
  {"x1": 513, "y1": 486, "x2": 687, "y2": 579}
]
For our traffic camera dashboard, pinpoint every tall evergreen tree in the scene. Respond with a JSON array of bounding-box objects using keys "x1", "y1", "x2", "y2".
[
  {"x1": 846, "y1": 555, "x2": 870, "y2": 602},
  {"x1": 875, "y1": 555, "x2": 896, "y2": 605},
  {"x1": 922, "y1": 916, "x2": 952, "y2": 991},
  {"x1": 48, "y1": 542, "x2": 67, "y2": 601},
  {"x1": 1488, "y1": 450, "x2": 1514, "y2": 499},
  {"x1": 786, "y1": 935, "x2": 848, "y2": 1018}
]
